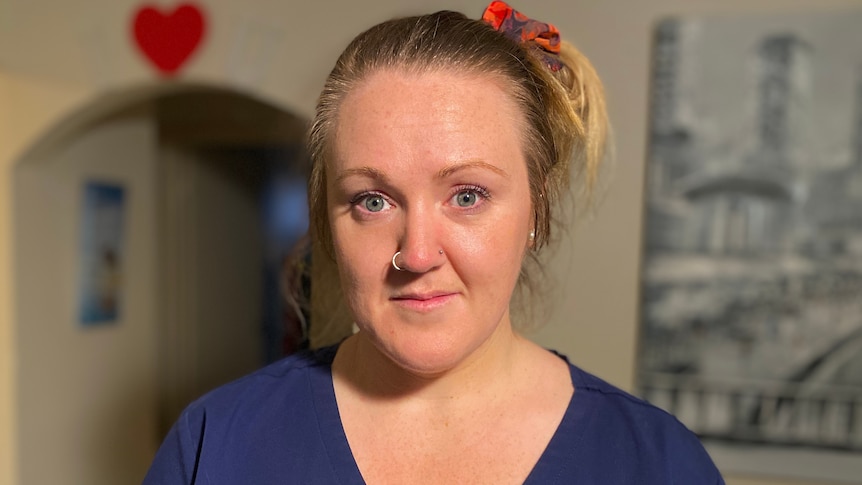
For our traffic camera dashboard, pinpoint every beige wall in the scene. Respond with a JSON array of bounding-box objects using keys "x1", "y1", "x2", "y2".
[
  {"x1": 2, "y1": 1, "x2": 861, "y2": 484},
  {"x1": 13, "y1": 109, "x2": 158, "y2": 484},
  {"x1": 0, "y1": 72, "x2": 99, "y2": 485},
  {"x1": 525, "y1": 2, "x2": 862, "y2": 484},
  {"x1": 528, "y1": 0, "x2": 862, "y2": 386}
]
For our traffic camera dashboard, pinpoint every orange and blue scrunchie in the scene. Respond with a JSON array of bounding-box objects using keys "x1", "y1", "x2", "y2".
[{"x1": 481, "y1": 1, "x2": 563, "y2": 72}]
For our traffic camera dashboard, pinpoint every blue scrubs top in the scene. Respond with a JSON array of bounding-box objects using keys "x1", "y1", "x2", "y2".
[{"x1": 144, "y1": 345, "x2": 724, "y2": 484}]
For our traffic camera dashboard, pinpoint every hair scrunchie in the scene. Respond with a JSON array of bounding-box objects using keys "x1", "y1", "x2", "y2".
[{"x1": 481, "y1": 1, "x2": 563, "y2": 72}]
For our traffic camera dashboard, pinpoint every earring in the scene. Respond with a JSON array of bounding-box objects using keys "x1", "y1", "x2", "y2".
[
  {"x1": 392, "y1": 251, "x2": 404, "y2": 271},
  {"x1": 438, "y1": 249, "x2": 444, "y2": 255},
  {"x1": 529, "y1": 230, "x2": 536, "y2": 241}
]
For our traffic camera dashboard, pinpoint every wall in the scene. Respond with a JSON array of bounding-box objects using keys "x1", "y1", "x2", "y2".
[
  {"x1": 157, "y1": 143, "x2": 265, "y2": 434},
  {"x1": 524, "y1": 2, "x2": 862, "y2": 483},
  {"x1": 3, "y1": 1, "x2": 862, "y2": 484},
  {"x1": 0, "y1": 72, "x2": 95, "y2": 485},
  {"x1": 12, "y1": 108, "x2": 158, "y2": 484},
  {"x1": 186, "y1": 148, "x2": 264, "y2": 394},
  {"x1": 154, "y1": 91, "x2": 306, "y2": 434}
]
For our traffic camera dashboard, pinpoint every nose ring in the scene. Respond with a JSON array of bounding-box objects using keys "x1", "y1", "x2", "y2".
[
  {"x1": 392, "y1": 249, "x2": 444, "y2": 271},
  {"x1": 392, "y1": 251, "x2": 404, "y2": 271}
]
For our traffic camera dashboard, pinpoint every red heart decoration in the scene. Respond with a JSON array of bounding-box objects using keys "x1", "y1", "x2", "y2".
[{"x1": 132, "y1": 3, "x2": 206, "y2": 76}]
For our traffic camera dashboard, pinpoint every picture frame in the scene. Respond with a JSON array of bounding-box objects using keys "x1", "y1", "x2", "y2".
[
  {"x1": 636, "y1": 10, "x2": 862, "y2": 483},
  {"x1": 77, "y1": 180, "x2": 126, "y2": 326}
]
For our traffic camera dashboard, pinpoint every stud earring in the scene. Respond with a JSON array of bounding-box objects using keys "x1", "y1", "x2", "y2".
[{"x1": 529, "y1": 230, "x2": 536, "y2": 241}]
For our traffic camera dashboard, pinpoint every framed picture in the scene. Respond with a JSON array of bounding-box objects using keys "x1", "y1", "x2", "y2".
[
  {"x1": 636, "y1": 10, "x2": 862, "y2": 483},
  {"x1": 77, "y1": 180, "x2": 126, "y2": 326}
]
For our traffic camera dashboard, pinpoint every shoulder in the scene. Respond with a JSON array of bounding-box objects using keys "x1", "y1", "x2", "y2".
[
  {"x1": 143, "y1": 346, "x2": 340, "y2": 484},
  {"x1": 172, "y1": 345, "x2": 338, "y2": 441},
  {"x1": 558, "y1": 355, "x2": 725, "y2": 484},
  {"x1": 183, "y1": 345, "x2": 336, "y2": 418},
  {"x1": 572, "y1": 366, "x2": 694, "y2": 442}
]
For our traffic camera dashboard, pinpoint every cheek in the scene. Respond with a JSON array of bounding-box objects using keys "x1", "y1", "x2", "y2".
[
  {"x1": 451, "y1": 211, "x2": 529, "y2": 284},
  {"x1": 329, "y1": 215, "x2": 390, "y2": 302},
  {"x1": 331, "y1": 239, "x2": 374, "y2": 321},
  {"x1": 332, "y1": 222, "x2": 367, "y2": 280}
]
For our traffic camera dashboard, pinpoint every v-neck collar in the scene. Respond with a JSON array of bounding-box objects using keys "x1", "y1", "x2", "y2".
[
  {"x1": 309, "y1": 346, "x2": 365, "y2": 484},
  {"x1": 523, "y1": 354, "x2": 595, "y2": 484},
  {"x1": 308, "y1": 346, "x2": 592, "y2": 485}
]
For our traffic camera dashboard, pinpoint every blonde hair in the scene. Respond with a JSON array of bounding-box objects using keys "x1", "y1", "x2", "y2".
[{"x1": 308, "y1": 10, "x2": 608, "y2": 256}]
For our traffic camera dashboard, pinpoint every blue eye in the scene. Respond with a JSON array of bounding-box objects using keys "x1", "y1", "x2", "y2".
[
  {"x1": 364, "y1": 195, "x2": 386, "y2": 212},
  {"x1": 452, "y1": 185, "x2": 490, "y2": 208},
  {"x1": 455, "y1": 191, "x2": 478, "y2": 207}
]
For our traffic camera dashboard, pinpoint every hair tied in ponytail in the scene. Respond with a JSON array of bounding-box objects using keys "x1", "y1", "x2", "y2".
[{"x1": 481, "y1": 1, "x2": 563, "y2": 72}]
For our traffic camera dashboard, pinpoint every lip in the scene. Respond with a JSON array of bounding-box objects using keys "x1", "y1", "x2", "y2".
[{"x1": 390, "y1": 291, "x2": 458, "y2": 312}]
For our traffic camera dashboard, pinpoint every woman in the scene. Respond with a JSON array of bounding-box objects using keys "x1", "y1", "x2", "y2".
[{"x1": 145, "y1": 3, "x2": 724, "y2": 483}]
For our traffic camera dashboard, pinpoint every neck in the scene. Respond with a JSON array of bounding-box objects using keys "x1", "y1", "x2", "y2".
[{"x1": 333, "y1": 317, "x2": 525, "y2": 405}]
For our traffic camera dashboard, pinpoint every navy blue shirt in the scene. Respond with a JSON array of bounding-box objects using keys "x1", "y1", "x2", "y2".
[{"x1": 144, "y1": 346, "x2": 724, "y2": 484}]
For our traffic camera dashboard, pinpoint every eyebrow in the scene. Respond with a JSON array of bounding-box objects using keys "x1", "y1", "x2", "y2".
[
  {"x1": 334, "y1": 159, "x2": 509, "y2": 183},
  {"x1": 437, "y1": 159, "x2": 509, "y2": 179},
  {"x1": 335, "y1": 166, "x2": 389, "y2": 183}
]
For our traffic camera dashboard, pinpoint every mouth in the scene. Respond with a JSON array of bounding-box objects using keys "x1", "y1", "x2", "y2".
[{"x1": 390, "y1": 292, "x2": 458, "y2": 312}]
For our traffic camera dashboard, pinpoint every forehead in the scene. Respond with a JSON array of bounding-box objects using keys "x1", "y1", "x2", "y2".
[{"x1": 331, "y1": 68, "x2": 526, "y2": 174}]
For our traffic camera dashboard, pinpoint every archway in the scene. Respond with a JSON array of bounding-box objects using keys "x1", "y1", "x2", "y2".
[{"x1": 12, "y1": 83, "x2": 310, "y2": 485}]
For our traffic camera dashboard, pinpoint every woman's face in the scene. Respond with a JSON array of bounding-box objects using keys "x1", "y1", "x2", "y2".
[{"x1": 327, "y1": 69, "x2": 534, "y2": 376}]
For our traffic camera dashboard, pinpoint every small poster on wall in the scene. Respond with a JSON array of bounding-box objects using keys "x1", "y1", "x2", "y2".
[
  {"x1": 78, "y1": 181, "x2": 126, "y2": 326},
  {"x1": 637, "y1": 9, "x2": 862, "y2": 483}
]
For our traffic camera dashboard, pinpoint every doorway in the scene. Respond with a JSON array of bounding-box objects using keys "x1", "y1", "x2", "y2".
[{"x1": 12, "y1": 84, "x2": 309, "y2": 485}]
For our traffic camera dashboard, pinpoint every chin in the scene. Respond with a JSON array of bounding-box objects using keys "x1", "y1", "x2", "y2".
[
  {"x1": 368, "y1": 325, "x2": 480, "y2": 377},
  {"x1": 354, "y1": 302, "x2": 509, "y2": 377}
]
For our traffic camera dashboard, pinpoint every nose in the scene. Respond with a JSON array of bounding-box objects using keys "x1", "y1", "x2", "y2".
[{"x1": 393, "y1": 205, "x2": 445, "y2": 273}]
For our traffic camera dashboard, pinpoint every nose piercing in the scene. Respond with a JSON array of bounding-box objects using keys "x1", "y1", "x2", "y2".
[
  {"x1": 392, "y1": 251, "x2": 404, "y2": 271},
  {"x1": 392, "y1": 250, "x2": 444, "y2": 271}
]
